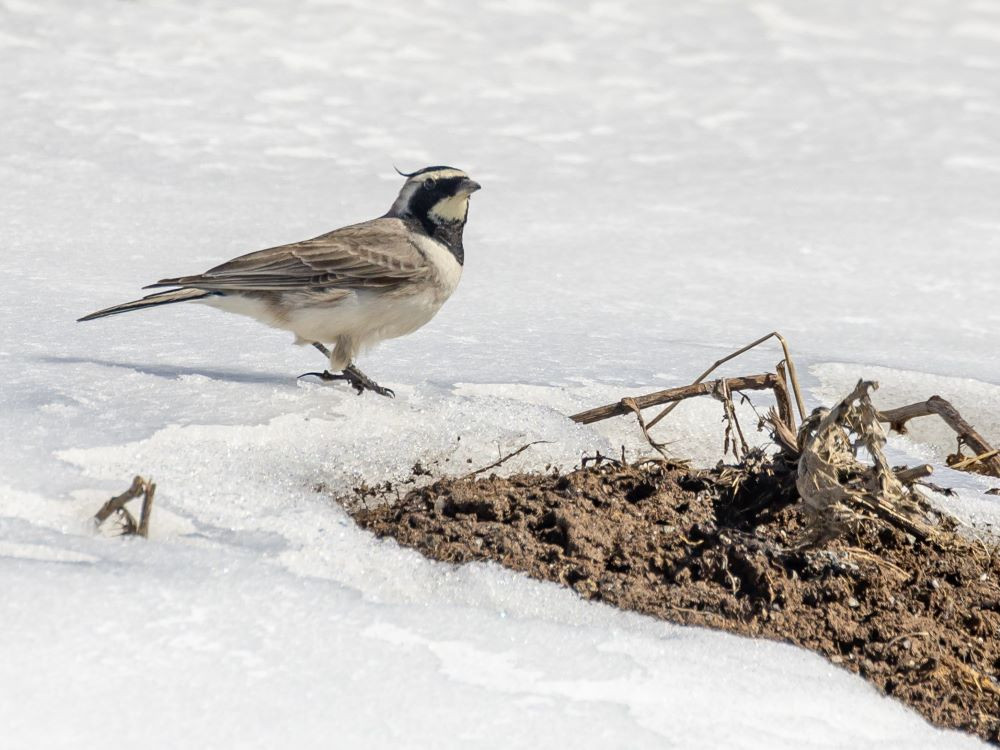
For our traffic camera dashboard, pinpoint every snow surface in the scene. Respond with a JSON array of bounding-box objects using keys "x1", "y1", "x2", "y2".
[{"x1": 2, "y1": 0, "x2": 999, "y2": 747}]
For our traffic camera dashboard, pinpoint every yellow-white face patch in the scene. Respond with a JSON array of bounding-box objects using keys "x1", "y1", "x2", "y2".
[{"x1": 429, "y1": 193, "x2": 470, "y2": 223}]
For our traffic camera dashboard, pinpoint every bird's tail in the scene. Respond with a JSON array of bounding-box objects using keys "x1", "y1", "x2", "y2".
[{"x1": 78, "y1": 288, "x2": 217, "y2": 322}]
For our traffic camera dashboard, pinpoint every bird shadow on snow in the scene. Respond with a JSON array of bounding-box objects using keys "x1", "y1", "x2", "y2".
[{"x1": 39, "y1": 355, "x2": 292, "y2": 387}]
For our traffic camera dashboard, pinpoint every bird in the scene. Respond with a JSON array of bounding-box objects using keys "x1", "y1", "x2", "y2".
[{"x1": 78, "y1": 166, "x2": 481, "y2": 398}]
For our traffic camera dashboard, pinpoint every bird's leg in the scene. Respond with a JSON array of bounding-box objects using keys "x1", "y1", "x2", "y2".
[
  {"x1": 299, "y1": 346, "x2": 394, "y2": 398},
  {"x1": 298, "y1": 342, "x2": 337, "y2": 380}
]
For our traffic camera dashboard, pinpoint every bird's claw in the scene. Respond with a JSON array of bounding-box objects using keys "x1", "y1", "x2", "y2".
[
  {"x1": 362, "y1": 382, "x2": 395, "y2": 398},
  {"x1": 298, "y1": 369, "x2": 395, "y2": 399}
]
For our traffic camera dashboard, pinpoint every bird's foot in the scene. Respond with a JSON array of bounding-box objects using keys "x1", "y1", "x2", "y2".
[
  {"x1": 298, "y1": 365, "x2": 394, "y2": 398},
  {"x1": 342, "y1": 365, "x2": 395, "y2": 398}
]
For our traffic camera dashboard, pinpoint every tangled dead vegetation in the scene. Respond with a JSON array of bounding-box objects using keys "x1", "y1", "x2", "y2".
[
  {"x1": 572, "y1": 331, "x2": 999, "y2": 483},
  {"x1": 336, "y1": 333, "x2": 1000, "y2": 744},
  {"x1": 795, "y1": 379, "x2": 939, "y2": 543},
  {"x1": 573, "y1": 331, "x2": 997, "y2": 546}
]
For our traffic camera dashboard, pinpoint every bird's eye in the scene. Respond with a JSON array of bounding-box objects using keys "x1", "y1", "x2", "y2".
[{"x1": 423, "y1": 178, "x2": 436, "y2": 191}]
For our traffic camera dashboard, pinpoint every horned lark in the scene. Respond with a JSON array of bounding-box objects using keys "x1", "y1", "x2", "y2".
[{"x1": 79, "y1": 166, "x2": 481, "y2": 397}]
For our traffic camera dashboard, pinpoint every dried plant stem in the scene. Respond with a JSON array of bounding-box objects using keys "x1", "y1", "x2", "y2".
[
  {"x1": 765, "y1": 406, "x2": 799, "y2": 455},
  {"x1": 570, "y1": 373, "x2": 780, "y2": 425},
  {"x1": 895, "y1": 464, "x2": 934, "y2": 483},
  {"x1": 716, "y1": 379, "x2": 749, "y2": 461},
  {"x1": 94, "y1": 476, "x2": 145, "y2": 524},
  {"x1": 463, "y1": 441, "x2": 550, "y2": 479},
  {"x1": 567, "y1": 334, "x2": 805, "y2": 464},
  {"x1": 879, "y1": 396, "x2": 1000, "y2": 477},
  {"x1": 773, "y1": 361, "x2": 796, "y2": 433},
  {"x1": 621, "y1": 397, "x2": 670, "y2": 459},
  {"x1": 842, "y1": 547, "x2": 910, "y2": 579},
  {"x1": 137, "y1": 481, "x2": 156, "y2": 538},
  {"x1": 950, "y1": 450, "x2": 1000, "y2": 471},
  {"x1": 94, "y1": 476, "x2": 156, "y2": 538},
  {"x1": 645, "y1": 331, "x2": 806, "y2": 431}
]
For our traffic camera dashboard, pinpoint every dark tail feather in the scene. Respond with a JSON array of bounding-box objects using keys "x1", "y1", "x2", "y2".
[{"x1": 78, "y1": 288, "x2": 217, "y2": 322}]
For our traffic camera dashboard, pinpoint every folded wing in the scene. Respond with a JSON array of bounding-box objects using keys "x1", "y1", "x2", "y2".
[{"x1": 146, "y1": 218, "x2": 430, "y2": 292}]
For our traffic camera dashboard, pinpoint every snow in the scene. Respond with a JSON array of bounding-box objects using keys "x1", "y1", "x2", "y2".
[{"x1": 1, "y1": 0, "x2": 998, "y2": 747}]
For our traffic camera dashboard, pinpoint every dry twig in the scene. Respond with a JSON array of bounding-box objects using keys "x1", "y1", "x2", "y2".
[
  {"x1": 715, "y1": 379, "x2": 750, "y2": 461},
  {"x1": 463, "y1": 441, "x2": 550, "y2": 479},
  {"x1": 94, "y1": 475, "x2": 156, "y2": 538},
  {"x1": 895, "y1": 464, "x2": 934, "y2": 483},
  {"x1": 621, "y1": 397, "x2": 671, "y2": 459},
  {"x1": 570, "y1": 373, "x2": 781, "y2": 425},
  {"x1": 879, "y1": 396, "x2": 1000, "y2": 478},
  {"x1": 568, "y1": 333, "x2": 805, "y2": 461},
  {"x1": 645, "y1": 331, "x2": 806, "y2": 430}
]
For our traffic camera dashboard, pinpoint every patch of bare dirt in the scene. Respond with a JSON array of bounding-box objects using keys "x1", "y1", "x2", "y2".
[{"x1": 345, "y1": 454, "x2": 1000, "y2": 744}]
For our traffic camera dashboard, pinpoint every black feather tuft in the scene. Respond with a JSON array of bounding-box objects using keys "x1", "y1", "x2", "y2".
[{"x1": 394, "y1": 165, "x2": 459, "y2": 179}]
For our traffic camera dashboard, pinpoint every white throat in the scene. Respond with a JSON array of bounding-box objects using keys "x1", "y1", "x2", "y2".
[{"x1": 429, "y1": 194, "x2": 469, "y2": 224}]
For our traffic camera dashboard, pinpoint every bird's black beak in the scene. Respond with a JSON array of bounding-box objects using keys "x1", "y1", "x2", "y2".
[{"x1": 459, "y1": 178, "x2": 482, "y2": 195}]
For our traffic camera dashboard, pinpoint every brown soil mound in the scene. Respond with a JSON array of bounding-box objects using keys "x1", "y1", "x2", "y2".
[{"x1": 347, "y1": 455, "x2": 1000, "y2": 744}]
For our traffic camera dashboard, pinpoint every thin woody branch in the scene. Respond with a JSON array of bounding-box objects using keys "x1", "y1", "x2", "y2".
[
  {"x1": 94, "y1": 475, "x2": 156, "y2": 537},
  {"x1": 94, "y1": 476, "x2": 146, "y2": 524},
  {"x1": 878, "y1": 396, "x2": 1000, "y2": 477},
  {"x1": 570, "y1": 373, "x2": 780, "y2": 425}
]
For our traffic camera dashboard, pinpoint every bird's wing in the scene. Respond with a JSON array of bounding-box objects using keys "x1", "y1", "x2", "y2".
[{"x1": 146, "y1": 218, "x2": 431, "y2": 292}]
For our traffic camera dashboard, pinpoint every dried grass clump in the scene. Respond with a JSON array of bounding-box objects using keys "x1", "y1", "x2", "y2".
[
  {"x1": 571, "y1": 332, "x2": 998, "y2": 542},
  {"x1": 796, "y1": 380, "x2": 937, "y2": 542}
]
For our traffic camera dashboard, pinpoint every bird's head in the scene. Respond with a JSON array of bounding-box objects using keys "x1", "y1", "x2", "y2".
[{"x1": 387, "y1": 166, "x2": 481, "y2": 243}]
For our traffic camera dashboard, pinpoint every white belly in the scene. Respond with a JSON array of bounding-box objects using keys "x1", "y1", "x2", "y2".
[{"x1": 287, "y1": 287, "x2": 448, "y2": 347}]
